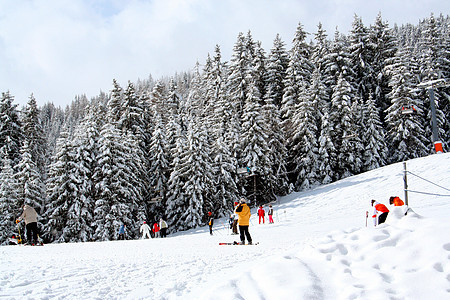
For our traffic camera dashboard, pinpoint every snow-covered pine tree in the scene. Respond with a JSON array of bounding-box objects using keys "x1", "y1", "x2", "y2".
[
  {"x1": 418, "y1": 14, "x2": 447, "y2": 151},
  {"x1": 265, "y1": 34, "x2": 289, "y2": 109},
  {"x1": 281, "y1": 22, "x2": 313, "y2": 141},
  {"x1": 0, "y1": 149, "x2": 20, "y2": 244},
  {"x1": 312, "y1": 23, "x2": 329, "y2": 67},
  {"x1": 317, "y1": 108, "x2": 336, "y2": 185},
  {"x1": 107, "y1": 79, "x2": 124, "y2": 124},
  {"x1": 0, "y1": 91, "x2": 22, "y2": 167},
  {"x1": 166, "y1": 111, "x2": 215, "y2": 231},
  {"x1": 212, "y1": 133, "x2": 240, "y2": 215},
  {"x1": 205, "y1": 45, "x2": 241, "y2": 214},
  {"x1": 362, "y1": 93, "x2": 388, "y2": 171},
  {"x1": 263, "y1": 87, "x2": 289, "y2": 196},
  {"x1": 290, "y1": 68, "x2": 326, "y2": 190},
  {"x1": 148, "y1": 112, "x2": 170, "y2": 220},
  {"x1": 385, "y1": 47, "x2": 428, "y2": 162},
  {"x1": 253, "y1": 41, "x2": 268, "y2": 104},
  {"x1": 437, "y1": 15, "x2": 450, "y2": 146},
  {"x1": 119, "y1": 81, "x2": 145, "y2": 137},
  {"x1": 44, "y1": 131, "x2": 77, "y2": 242},
  {"x1": 39, "y1": 103, "x2": 66, "y2": 167},
  {"x1": 15, "y1": 140, "x2": 46, "y2": 214},
  {"x1": 369, "y1": 13, "x2": 398, "y2": 122},
  {"x1": 323, "y1": 29, "x2": 354, "y2": 99},
  {"x1": 150, "y1": 81, "x2": 169, "y2": 125},
  {"x1": 57, "y1": 109, "x2": 99, "y2": 242},
  {"x1": 240, "y1": 73, "x2": 274, "y2": 203},
  {"x1": 93, "y1": 123, "x2": 143, "y2": 241},
  {"x1": 165, "y1": 133, "x2": 188, "y2": 232},
  {"x1": 227, "y1": 32, "x2": 249, "y2": 118},
  {"x1": 349, "y1": 15, "x2": 375, "y2": 103},
  {"x1": 167, "y1": 78, "x2": 181, "y2": 118},
  {"x1": 347, "y1": 99, "x2": 365, "y2": 175},
  {"x1": 119, "y1": 81, "x2": 151, "y2": 209},
  {"x1": 330, "y1": 73, "x2": 360, "y2": 179},
  {"x1": 21, "y1": 94, "x2": 47, "y2": 180}
]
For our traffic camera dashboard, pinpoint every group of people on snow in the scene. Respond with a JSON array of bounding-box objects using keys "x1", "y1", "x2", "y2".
[
  {"x1": 10, "y1": 193, "x2": 404, "y2": 246},
  {"x1": 257, "y1": 204, "x2": 274, "y2": 224},
  {"x1": 139, "y1": 218, "x2": 168, "y2": 239},
  {"x1": 371, "y1": 196, "x2": 406, "y2": 226}
]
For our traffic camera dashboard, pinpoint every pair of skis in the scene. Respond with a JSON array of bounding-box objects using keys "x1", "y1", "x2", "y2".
[{"x1": 219, "y1": 241, "x2": 259, "y2": 245}]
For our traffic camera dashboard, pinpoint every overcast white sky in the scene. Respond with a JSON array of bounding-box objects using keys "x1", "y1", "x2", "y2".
[{"x1": 0, "y1": 0, "x2": 448, "y2": 107}]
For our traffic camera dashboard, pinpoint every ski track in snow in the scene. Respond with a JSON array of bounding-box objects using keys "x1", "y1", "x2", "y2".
[{"x1": 1, "y1": 153, "x2": 449, "y2": 299}]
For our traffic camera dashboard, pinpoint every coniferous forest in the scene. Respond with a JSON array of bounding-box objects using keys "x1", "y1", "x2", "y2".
[{"x1": 1, "y1": 13, "x2": 449, "y2": 244}]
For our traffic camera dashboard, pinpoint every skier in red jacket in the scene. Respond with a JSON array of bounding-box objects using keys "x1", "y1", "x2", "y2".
[
  {"x1": 258, "y1": 206, "x2": 265, "y2": 224},
  {"x1": 152, "y1": 222, "x2": 160, "y2": 238},
  {"x1": 371, "y1": 200, "x2": 390, "y2": 226}
]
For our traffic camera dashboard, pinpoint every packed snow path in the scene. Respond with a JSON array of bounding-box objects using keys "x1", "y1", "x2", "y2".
[{"x1": 1, "y1": 154, "x2": 449, "y2": 299}]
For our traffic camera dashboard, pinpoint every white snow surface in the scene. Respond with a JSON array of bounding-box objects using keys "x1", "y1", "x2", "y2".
[{"x1": 1, "y1": 154, "x2": 450, "y2": 299}]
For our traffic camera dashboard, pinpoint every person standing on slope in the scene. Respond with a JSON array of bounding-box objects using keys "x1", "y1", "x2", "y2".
[
  {"x1": 153, "y1": 221, "x2": 160, "y2": 238},
  {"x1": 258, "y1": 206, "x2": 265, "y2": 224},
  {"x1": 16, "y1": 204, "x2": 39, "y2": 245},
  {"x1": 208, "y1": 212, "x2": 214, "y2": 235},
  {"x1": 268, "y1": 205, "x2": 274, "y2": 224},
  {"x1": 159, "y1": 218, "x2": 168, "y2": 238},
  {"x1": 235, "y1": 198, "x2": 252, "y2": 245},
  {"x1": 140, "y1": 221, "x2": 151, "y2": 239},
  {"x1": 371, "y1": 200, "x2": 390, "y2": 226},
  {"x1": 118, "y1": 224, "x2": 126, "y2": 240}
]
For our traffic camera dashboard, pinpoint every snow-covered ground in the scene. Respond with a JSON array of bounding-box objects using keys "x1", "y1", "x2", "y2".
[{"x1": 1, "y1": 153, "x2": 449, "y2": 299}]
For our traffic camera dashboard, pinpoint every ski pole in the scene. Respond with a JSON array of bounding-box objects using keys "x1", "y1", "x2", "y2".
[{"x1": 365, "y1": 211, "x2": 368, "y2": 227}]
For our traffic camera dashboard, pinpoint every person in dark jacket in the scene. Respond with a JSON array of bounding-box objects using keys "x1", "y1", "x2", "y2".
[
  {"x1": 268, "y1": 205, "x2": 274, "y2": 224},
  {"x1": 118, "y1": 224, "x2": 126, "y2": 240},
  {"x1": 208, "y1": 212, "x2": 214, "y2": 235}
]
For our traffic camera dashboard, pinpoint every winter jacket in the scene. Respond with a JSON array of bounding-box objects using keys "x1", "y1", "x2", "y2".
[
  {"x1": 19, "y1": 205, "x2": 38, "y2": 224},
  {"x1": 235, "y1": 203, "x2": 251, "y2": 226},
  {"x1": 392, "y1": 197, "x2": 405, "y2": 206},
  {"x1": 153, "y1": 223, "x2": 160, "y2": 233},
  {"x1": 372, "y1": 201, "x2": 389, "y2": 218},
  {"x1": 140, "y1": 223, "x2": 151, "y2": 233},
  {"x1": 119, "y1": 225, "x2": 126, "y2": 234},
  {"x1": 268, "y1": 208, "x2": 273, "y2": 215},
  {"x1": 258, "y1": 207, "x2": 265, "y2": 216},
  {"x1": 160, "y1": 220, "x2": 168, "y2": 229}
]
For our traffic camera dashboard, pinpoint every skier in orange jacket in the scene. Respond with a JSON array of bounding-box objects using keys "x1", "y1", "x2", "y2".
[
  {"x1": 371, "y1": 200, "x2": 390, "y2": 226},
  {"x1": 389, "y1": 196, "x2": 405, "y2": 206}
]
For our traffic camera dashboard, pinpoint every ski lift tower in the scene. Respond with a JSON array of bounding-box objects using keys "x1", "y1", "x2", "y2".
[{"x1": 417, "y1": 79, "x2": 449, "y2": 153}]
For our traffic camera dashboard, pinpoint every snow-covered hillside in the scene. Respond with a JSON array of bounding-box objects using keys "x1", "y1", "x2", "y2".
[{"x1": 1, "y1": 153, "x2": 449, "y2": 299}]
